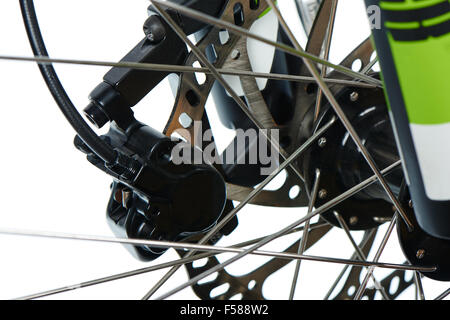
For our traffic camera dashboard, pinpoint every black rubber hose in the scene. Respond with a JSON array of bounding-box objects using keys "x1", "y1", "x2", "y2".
[{"x1": 19, "y1": 0, "x2": 117, "y2": 164}]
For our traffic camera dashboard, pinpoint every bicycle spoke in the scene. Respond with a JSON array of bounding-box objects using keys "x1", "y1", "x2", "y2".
[
  {"x1": 354, "y1": 214, "x2": 398, "y2": 300},
  {"x1": 314, "y1": 0, "x2": 338, "y2": 121},
  {"x1": 15, "y1": 252, "x2": 214, "y2": 300},
  {"x1": 334, "y1": 212, "x2": 390, "y2": 300},
  {"x1": 265, "y1": 0, "x2": 413, "y2": 231},
  {"x1": 435, "y1": 288, "x2": 450, "y2": 300},
  {"x1": 0, "y1": 160, "x2": 426, "y2": 301},
  {"x1": 289, "y1": 169, "x2": 321, "y2": 299},
  {"x1": 151, "y1": 158, "x2": 410, "y2": 300},
  {"x1": 15, "y1": 222, "x2": 330, "y2": 300},
  {"x1": 0, "y1": 228, "x2": 433, "y2": 272},
  {"x1": 3, "y1": 0, "x2": 443, "y2": 301},
  {"x1": 151, "y1": 0, "x2": 382, "y2": 87},
  {"x1": 323, "y1": 228, "x2": 377, "y2": 300},
  {"x1": 361, "y1": 57, "x2": 378, "y2": 75},
  {"x1": 153, "y1": 1, "x2": 307, "y2": 183},
  {"x1": 154, "y1": 207, "x2": 428, "y2": 299},
  {"x1": 0, "y1": 55, "x2": 375, "y2": 88},
  {"x1": 414, "y1": 272, "x2": 426, "y2": 300},
  {"x1": 140, "y1": 116, "x2": 336, "y2": 299},
  {"x1": 236, "y1": 221, "x2": 330, "y2": 248}
]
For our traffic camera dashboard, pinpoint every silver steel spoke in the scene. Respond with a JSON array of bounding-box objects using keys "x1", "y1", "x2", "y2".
[
  {"x1": 3, "y1": 0, "x2": 442, "y2": 301},
  {"x1": 334, "y1": 212, "x2": 389, "y2": 300},
  {"x1": 289, "y1": 169, "x2": 321, "y2": 299},
  {"x1": 264, "y1": 0, "x2": 413, "y2": 231},
  {"x1": 15, "y1": 252, "x2": 214, "y2": 300},
  {"x1": 236, "y1": 221, "x2": 329, "y2": 248},
  {"x1": 0, "y1": 161, "x2": 427, "y2": 300},
  {"x1": 361, "y1": 57, "x2": 378, "y2": 75},
  {"x1": 151, "y1": 0, "x2": 382, "y2": 87},
  {"x1": 435, "y1": 288, "x2": 450, "y2": 300},
  {"x1": 0, "y1": 228, "x2": 433, "y2": 271},
  {"x1": 15, "y1": 221, "x2": 329, "y2": 300},
  {"x1": 151, "y1": 159, "x2": 410, "y2": 300},
  {"x1": 323, "y1": 228, "x2": 377, "y2": 300},
  {"x1": 354, "y1": 214, "x2": 399, "y2": 300},
  {"x1": 314, "y1": 0, "x2": 338, "y2": 121},
  {"x1": 414, "y1": 271, "x2": 426, "y2": 300},
  {"x1": 141, "y1": 0, "x2": 333, "y2": 299},
  {"x1": 155, "y1": 206, "x2": 426, "y2": 299},
  {"x1": 0, "y1": 54, "x2": 375, "y2": 88},
  {"x1": 141, "y1": 117, "x2": 336, "y2": 299}
]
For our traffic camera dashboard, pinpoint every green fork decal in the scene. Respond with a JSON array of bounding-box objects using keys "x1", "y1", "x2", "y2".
[{"x1": 380, "y1": 0, "x2": 450, "y2": 125}]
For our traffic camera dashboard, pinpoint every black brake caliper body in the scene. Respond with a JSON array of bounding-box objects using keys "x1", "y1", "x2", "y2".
[{"x1": 76, "y1": 1, "x2": 233, "y2": 261}]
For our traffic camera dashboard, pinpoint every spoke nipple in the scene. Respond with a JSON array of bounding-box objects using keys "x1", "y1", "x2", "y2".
[
  {"x1": 350, "y1": 92, "x2": 359, "y2": 102},
  {"x1": 319, "y1": 189, "x2": 328, "y2": 199},
  {"x1": 318, "y1": 137, "x2": 327, "y2": 148},
  {"x1": 408, "y1": 200, "x2": 413, "y2": 208}
]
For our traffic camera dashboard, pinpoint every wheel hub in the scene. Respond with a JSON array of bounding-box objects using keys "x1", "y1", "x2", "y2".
[{"x1": 302, "y1": 84, "x2": 402, "y2": 230}]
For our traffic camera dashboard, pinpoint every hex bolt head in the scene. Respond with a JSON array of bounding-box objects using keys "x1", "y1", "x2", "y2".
[
  {"x1": 319, "y1": 189, "x2": 328, "y2": 199},
  {"x1": 318, "y1": 137, "x2": 327, "y2": 148},
  {"x1": 350, "y1": 92, "x2": 359, "y2": 102},
  {"x1": 416, "y1": 249, "x2": 426, "y2": 260}
]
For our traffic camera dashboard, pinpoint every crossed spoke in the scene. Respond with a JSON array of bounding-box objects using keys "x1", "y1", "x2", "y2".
[
  {"x1": 5, "y1": 0, "x2": 441, "y2": 300},
  {"x1": 289, "y1": 169, "x2": 321, "y2": 299},
  {"x1": 354, "y1": 214, "x2": 398, "y2": 300},
  {"x1": 334, "y1": 212, "x2": 390, "y2": 300},
  {"x1": 151, "y1": 0, "x2": 382, "y2": 87},
  {"x1": 0, "y1": 55, "x2": 375, "y2": 88}
]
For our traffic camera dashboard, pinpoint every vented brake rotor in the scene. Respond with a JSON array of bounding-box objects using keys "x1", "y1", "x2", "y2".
[{"x1": 161, "y1": 0, "x2": 416, "y2": 300}]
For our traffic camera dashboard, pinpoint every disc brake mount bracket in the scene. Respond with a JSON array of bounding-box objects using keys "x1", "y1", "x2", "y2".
[
  {"x1": 83, "y1": 0, "x2": 228, "y2": 130},
  {"x1": 83, "y1": 13, "x2": 187, "y2": 130}
]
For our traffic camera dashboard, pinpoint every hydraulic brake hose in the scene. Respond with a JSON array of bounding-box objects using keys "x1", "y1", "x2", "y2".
[{"x1": 19, "y1": 0, "x2": 117, "y2": 164}]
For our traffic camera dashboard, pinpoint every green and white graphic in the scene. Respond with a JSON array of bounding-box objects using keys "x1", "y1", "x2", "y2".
[{"x1": 380, "y1": 0, "x2": 450, "y2": 200}]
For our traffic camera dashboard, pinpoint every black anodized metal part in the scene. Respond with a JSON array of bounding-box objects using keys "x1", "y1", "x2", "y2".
[{"x1": 302, "y1": 85, "x2": 401, "y2": 230}]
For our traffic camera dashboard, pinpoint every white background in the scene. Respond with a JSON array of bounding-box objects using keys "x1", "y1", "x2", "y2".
[{"x1": 0, "y1": 0, "x2": 447, "y2": 300}]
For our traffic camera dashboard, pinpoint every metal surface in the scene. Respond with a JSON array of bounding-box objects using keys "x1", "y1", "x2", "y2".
[
  {"x1": 11, "y1": 0, "x2": 444, "y2": 300},
  {"x1": 354, "y1": 214, "x2": 399, "y2": 300},
  {"x1": 153, "y1": 0, "x2": 382, "y2": 86},
  {"x1": 185, "y1": 221, "x2": 332, "y2": 300},
  {"x1": 264, "y1": 0, "x2": 413, "y2": 232},
  {"x1": 289, "y1": 169, "x2": 321, "y2": 299}
]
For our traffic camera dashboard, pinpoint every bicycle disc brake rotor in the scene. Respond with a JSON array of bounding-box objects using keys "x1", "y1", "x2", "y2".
[{"x1": 161, "y1": 0, "x2": 415, "y2": 300}]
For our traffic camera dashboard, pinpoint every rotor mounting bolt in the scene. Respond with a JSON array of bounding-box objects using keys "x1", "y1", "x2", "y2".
[
  {"x1": 318, "y1": 189, "x2": 328, "y2": 199},
  {"x1": 349, "y1": 216, "x2": 358, "y2": 226},
  {"x1": 416, "y1": 249, "x2": 426, "y2": 260},
  {"x1": 318, "y1": 137, "x2": 327, "y2": 148},
  {"x1": 231, "y1": 49, "x2": 240, "y2": 60},
  {"x1": 350, "y1": 92, "x2": 359, "y2": 102}
]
